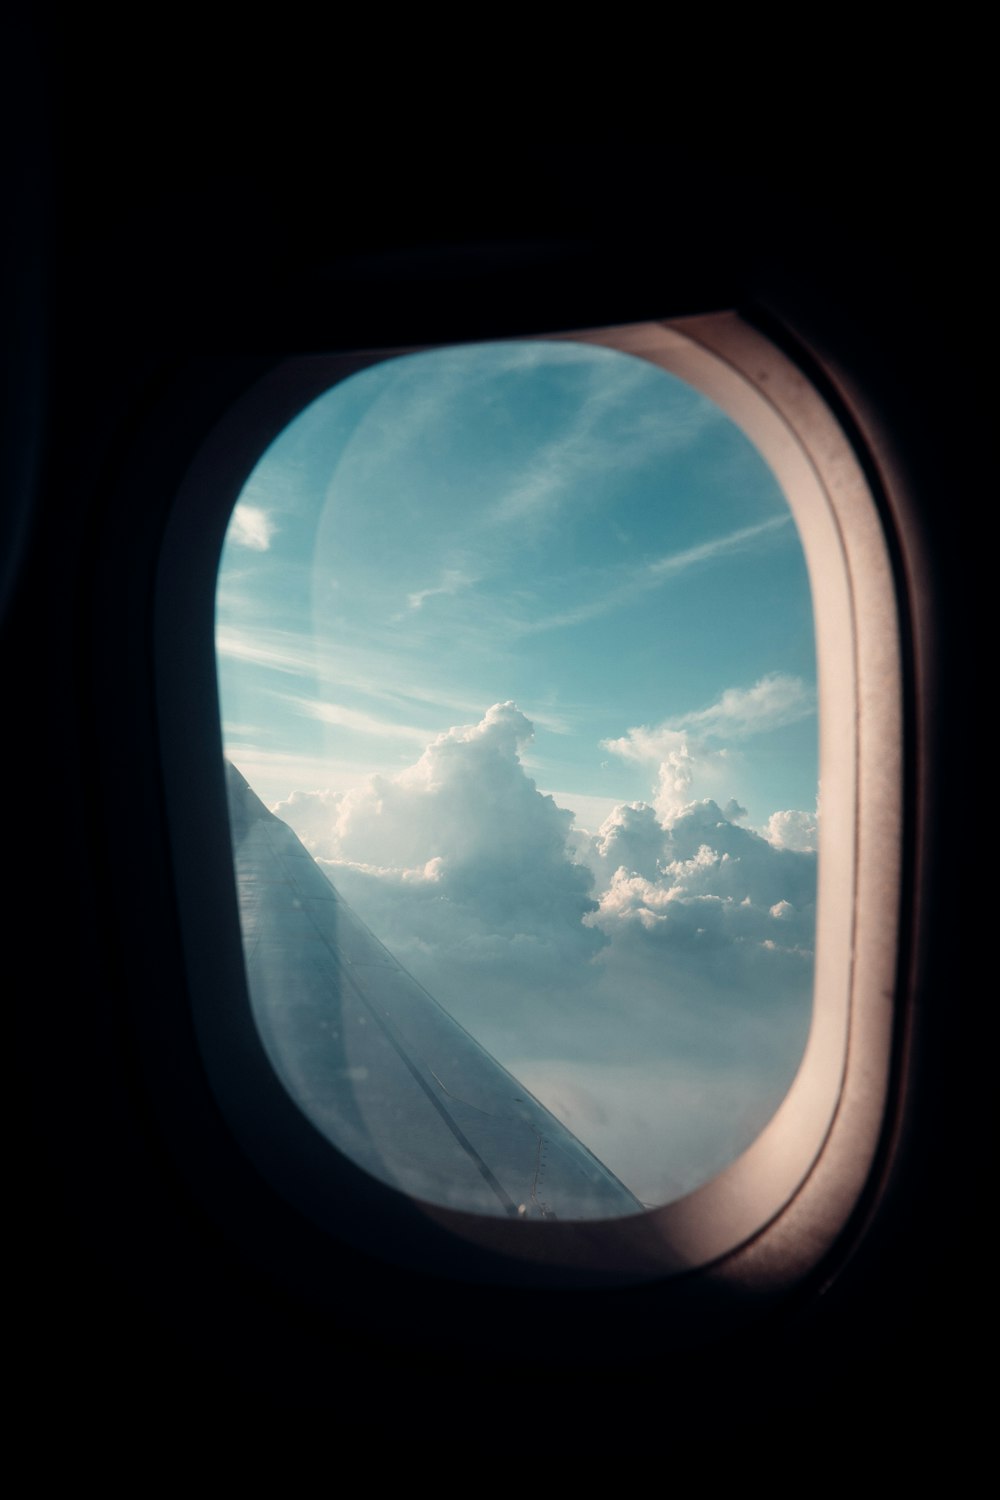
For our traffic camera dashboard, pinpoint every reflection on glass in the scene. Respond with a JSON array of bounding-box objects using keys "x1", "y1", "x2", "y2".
[{"x1": 216, "y1": 339, "x2": 818, "y2": 1215}]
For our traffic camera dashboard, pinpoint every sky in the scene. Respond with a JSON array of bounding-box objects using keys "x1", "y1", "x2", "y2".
[{"x1": 216, "y1": 338, "x2": 819, "y2": 1206}]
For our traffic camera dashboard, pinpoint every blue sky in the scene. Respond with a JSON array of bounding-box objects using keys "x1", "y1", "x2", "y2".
[{"x1": 216, "y1": 338, "x2": 819, "y2": 1205}]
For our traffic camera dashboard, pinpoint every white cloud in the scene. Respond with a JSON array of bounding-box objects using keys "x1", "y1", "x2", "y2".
[
  {"x1": 601, "y1": 724, "x2": 736, "y2": 821},
  {"x1": 606, "y1": 674, "x2": 814, "y2": 764},
  {"x1": 226, "y1": 747, "x2": 384, "y2": 808},
  {"x1": 521, "y1": 518, "x2": 793, "y2": 635},
  {"x1": 217, "y1": 622, "x2": 489, "y2": 728},
  {"x1": 544, "y1": 788, "x2": 623, "y2": 836},
  {"x1": 764, "y1": 808, "x2": 819, "y2": 852},
  {"x1": 228, "y1": 503, "x2": 275, "y2": 551},
  {"x1": 489, "y1": 357, "x2": 655, "y2": 526},
  {"x1": 276, "y1": 703, "x2": 606, "y2": 1017},
  {"x1": 216, "y1": 625, "x2": 316, "y2": 677},
  {"x1": 271, "y1": 708, "x2": 817, "y2": 1008},
  {"x1": 583, "y1": 798, "x2": 816, "y2": 978},
  {"x1": 591, "y1": 802, "x2": 665, "y2": 880},
  {"x1": 671, "y1": 672, "x2": 815, "y2": 737},
  {"x1": 280, "y1": 694, "x2": 431, "y2": 745},
  {"x1": 487, "y1": 350, "x2": 737, "y2": 534},
  {"x1": 406, "y1": 568, "x2": 477, "y2": 611},
  {"x1": 258, "y1": 707, "x2": 818, "y2": 1206},
  {"x1": 603, "y1": 673, "x2": 815, "y2": 817},
  {"x1": 646, "y1": 515, "x2": 791, "y2": 581}
]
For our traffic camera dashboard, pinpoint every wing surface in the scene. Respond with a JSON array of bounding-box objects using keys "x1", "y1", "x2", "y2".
[{"x1": 226, "y1": 762, "x2": 643, "y2": 1220}]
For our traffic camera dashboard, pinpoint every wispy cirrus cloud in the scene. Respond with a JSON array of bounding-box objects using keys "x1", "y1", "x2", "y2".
[
  {"x1": 216, "y1": 622, "x2": 492, "y2": 729},
  {"x1": 406, "y1": 568, "x2": 478, "y2": 611},
  {"x1": 521, "y1": 514, "x2": 792, "y2": 634},
  {"x1": 605, "y1": 674, "x2": 815, "y2": 765},
  {"x1": 279, "y1": 693, "x2": 433, "y2": 745},
  {"x1": 489, "y1": 355, "x2": 719, "y2": 529},
  {"x1": 216, "y1": 625, "x2": 316, "y2": 676},
  {"x1": 668, "y1": 672, "x2": 815, "y2": 738},
  {"x1": 646, "y1": 515, "x2": 791, "y2": 580}
]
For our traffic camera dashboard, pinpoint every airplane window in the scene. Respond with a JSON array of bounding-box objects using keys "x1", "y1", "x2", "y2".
[{"x1": 215, "y1": 335, "x2": 820, "y2": 1220}]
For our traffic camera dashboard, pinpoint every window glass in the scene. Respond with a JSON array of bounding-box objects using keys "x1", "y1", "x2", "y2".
[{"x1": 216, "y1": 339, "x2": 818, "y2": 1214}]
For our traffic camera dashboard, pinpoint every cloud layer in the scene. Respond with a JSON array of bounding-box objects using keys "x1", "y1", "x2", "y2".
[
  {"x1": 269, "y1": 699, "x2": 817, "y2": 1204},
  {"x1": 275, "y1": 703, "x2": 606, "y2": 1010}
]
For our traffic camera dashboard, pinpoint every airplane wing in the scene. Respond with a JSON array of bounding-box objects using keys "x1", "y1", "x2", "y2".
[{"x1": 225, "y1": 762, "x2": 643, "y2": 1220}]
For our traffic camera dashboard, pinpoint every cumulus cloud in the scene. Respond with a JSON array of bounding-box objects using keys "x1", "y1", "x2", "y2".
[
  {"x1": 275, "y1": 703, "x2": 817, "y2": 1020},
  {"x1": 764, "y1": 808, "x2": 819, "y2": 852},
  {"x1": 269, "y1": 701, "x2": 817, "y2": 1202},
  {"x1": 275, "y1": 703, "x2": 606, "y2": 1018},
  {"x1": 499, "y1": 794, "x2": 817, "y2": 1203},
  {"x1": 603, "y1": 673, "x2": 815, "y2": 818},
  {"x1": 592, "y1": 801, "x2": 665, "y2": 881},
  {"x1": 228, "y1": 503, "x2": 276, "y2": 551},
  {"x1": 660, "y1": 799, "x2": 816, "y2": 908},
  {"x1": 602, "y1": 725, "x2": 736, "y2": 822},
  {"x1": 587, "y1": 802, "x2": 814, "y2": 958},
  {"x1": 574, "y1": 793, "x2": 818, "y2": 1093}
]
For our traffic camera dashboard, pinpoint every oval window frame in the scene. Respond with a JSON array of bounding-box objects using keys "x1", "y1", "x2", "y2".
[{"x1": 155, "y1": 312, "x2": 902, "y2": 1286}]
